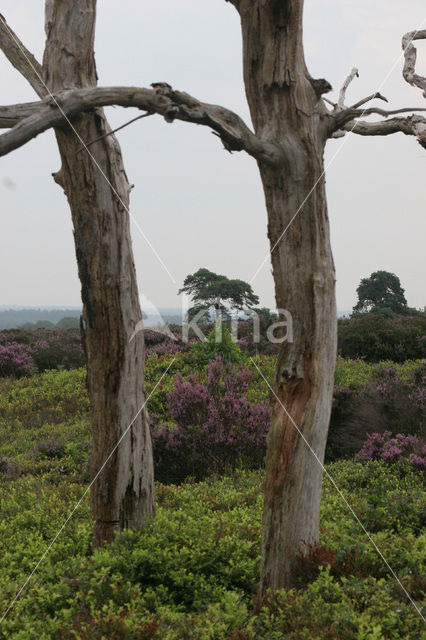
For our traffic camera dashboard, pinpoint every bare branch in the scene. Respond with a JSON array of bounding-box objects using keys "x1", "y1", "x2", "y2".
[
  {"x1": 349, "y1": 92, "x2": 388, "y2": 110},
  {"x1": 0, "y1": 85, "x2": 281, "y2": 163},
  {"x1": 402, "y1": 29, "x2": 426, "y2": 97},
  {"x1": 335, "y1": 107, "x2": 426, "y2": 129},
  {"x1": 343, "y1": 114, "x2": 426, "y2": 148},
  {"x1": 336, "y1": 105, "x2": 426, "y2": 129},
  {"x1": 0, "y1": 100, "x2": 40, "y2": 128},
  {"x1": 75, "y1": 112, "x2": 154, "y2": 153},
  {"x1": 323, "y1": 97, "x2": 337, "y2": 108},
  {"x1": 0, "y1": 14, "x2": 47, "y2": 98},
  {"x1": 338, "y1": 67, "x2": 359, "y2": 108}
]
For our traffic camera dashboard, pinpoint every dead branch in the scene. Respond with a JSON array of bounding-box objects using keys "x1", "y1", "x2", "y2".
[
  {"x1": 349, "y1": 92, "x2": 388, "y2": 110},
  {"x1": 75, "y1": 112, "x2": 153, "y2": 153},
  {"x1": 335, "y1": 104, "x2": 426, "y2": 129},
  {"x1": 342, "y1": 114, "x2": 426, "y2": 148},
  {"x1": 0, "y1": 101, "x2": 40, "y2": 128},
  {"x1": 0, "y1": 85, "x2": 282, "y2": 163},
  {"x1": 0, "y1": 14, "x2": 47, "y2": 98},
  {"x1": 338, "y1": 67, "x2": 359, "y2": 108},
  {"x1": 402, "y1": 29, "x2": 426, "y2": 97}
]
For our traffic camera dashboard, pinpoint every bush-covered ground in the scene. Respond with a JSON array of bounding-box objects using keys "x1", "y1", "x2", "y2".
[
  {"x1": 337, "y1": 315, "x2": 426, "y2": 363},
  {"x1": 0, "y1": 342, "x2": 425, "y2": 638},
  {"x1": 0, "y1": 463, "x2": 424, "y2": 638}
]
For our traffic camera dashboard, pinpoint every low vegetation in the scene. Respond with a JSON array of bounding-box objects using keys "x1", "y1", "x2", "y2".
[{"x1": 0, "y1": 326, "x2": 424, "y2": 638}]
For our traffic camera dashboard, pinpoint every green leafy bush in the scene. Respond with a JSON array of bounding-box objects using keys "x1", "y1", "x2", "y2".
[
  {"x1": 0, "y1": 465, "x2": 424, "y2": 639},
  {"x1": 338, "y1": 315, "x2": 426, "y2": 362},
  {"x1": 191, "y1": 326, "x2": 246, "y2": 368}
]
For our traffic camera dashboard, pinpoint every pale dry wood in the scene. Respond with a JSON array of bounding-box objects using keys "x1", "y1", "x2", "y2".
[
  {"x1": 349, "y1": 92, "x2": 388, "y2": 110},
  {"x1": 346, "y1": 114, "x2": 426, "y2": 148},
  {"x1": 336, "y1": 104, "x2": 426, "y2": 125},
  {"x1": 402, "y1": 29, "x2": 426, "y2": 97},
  {"x1": 0, "y1": 101, "x2": 39, "y2": 127},
  {"x1": 231, "y1": 0, "x2": 338, "y2": 595},
  {"x1": 40, "y1": 0, "x2": 155, "y2": 546},
  {"x1": 0, "y1": 85, "x2": 281, "y2": 162},
  {"x1": 338, "y1": 67, "x2": 359, "y2": 108},
  {"x1": 0, "y1": 14, "x2": 47, "y2": 98}
]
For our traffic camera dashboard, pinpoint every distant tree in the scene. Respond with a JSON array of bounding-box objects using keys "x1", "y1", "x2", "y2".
[
  {"x1": 178, "y1": 268, "x2": 259, "y2": 322},
  {"x1": 352, "y1": 271, "x2": 409, "y2": 316},
  {"x1": 19, "y1": 320, "x2": 56, "y2": 329},
  {"x1": 56, "y1": 316, "x2": 80, "y2": 329}
]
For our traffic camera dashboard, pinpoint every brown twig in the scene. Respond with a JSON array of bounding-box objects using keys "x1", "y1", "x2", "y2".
[{"x1": 75, "y1": 112, "x2": 153, "y2": 154}]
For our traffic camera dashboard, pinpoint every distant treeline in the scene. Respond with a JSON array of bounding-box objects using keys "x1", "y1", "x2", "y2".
[{"x1": 0, "y1": 309, "x2": 81, "y2": 329}]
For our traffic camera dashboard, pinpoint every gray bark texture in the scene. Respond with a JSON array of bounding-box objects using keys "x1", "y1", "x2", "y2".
[
  {"x1": 234, "y1": 0, "x2": 337, "y2": 593},
  {"x1": 41, "y1": 0, "x2": 155, "y2": 546}
]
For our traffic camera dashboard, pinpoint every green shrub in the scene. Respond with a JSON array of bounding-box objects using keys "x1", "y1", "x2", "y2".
[
  {"x1": 0, "y1": 361, "x2": 424, "y2": 638},
  {"x1": 0, "y1": 463, "x2": 424, "y2": 639},
  {"x1": 191, "y1": 326, "x2": 246, "y2": 368},
  {"x1": 338, "y1": 315, "x2": 426, "y2": 362}
]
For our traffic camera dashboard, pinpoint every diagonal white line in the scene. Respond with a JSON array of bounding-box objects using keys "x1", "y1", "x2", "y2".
[
  {"x1": 249, "y1": 21, "x2": 426, "y2": 286},
  {"x1": 0, "y1": 358, "x2": 176, "y2": 625},
  {"x1": 0, "y1": 15, "x2": 176, "y2": 285},
  {"x1": 250, "y1": 357, "x2": 425, "y2": 622}
]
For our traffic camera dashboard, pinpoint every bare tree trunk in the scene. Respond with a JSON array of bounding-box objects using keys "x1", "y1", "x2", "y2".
[
  {"x1": 43, "y1": 0, "x2": 155, "y2": 546},
  {"x1": 236, "y1": 0, "x2": 337, "y2": 592},
  {"x1": 258, "y1": 161, "x2": 336, "y2": 592}
]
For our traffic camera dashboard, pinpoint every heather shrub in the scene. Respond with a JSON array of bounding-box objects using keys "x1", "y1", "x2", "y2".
[
  {"x1": 144, "y1": 328, "x2": 184, "y2": 357},
  {"x1": 146, "y1": 341, "x2": 182, "y2": 356},
  {"x1": 234, "y1": 314, "x2": 280, "y2": 356},
  {"x1": 358, "y1": 431, "x2": 426, "y2": 470},
  {"x1": 35, "y1": 436, "x2": 66, "y2": 459},
  {"x1": 0, "y1": 455, "x2": 22, "y2": 479},
  {"x1": 30, "y1": 328, "x2": 85, "y2": 371},
  {"x1": 152, "y1": 356, "x2": 269, "y2": 482},
  {"x1": 0, "y1": 341, "x2": 34, "y2": 377},
  {"x1": 371, "y1": 365, "x2": 425, "y2": 435},
  {"x1": 0, "y1": 328, "x2": 85, "y2": 373}
]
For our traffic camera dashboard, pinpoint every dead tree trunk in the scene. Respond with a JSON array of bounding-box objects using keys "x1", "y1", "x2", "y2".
[
  {"x1": 235, "y1": 0, "x2": 337, "y2": 592},
  {"x1": 258, "y1": 157, "x2": 336, "y2": 592},
  {"x1": 42, "y1": 0, "x2": 155, "y2": 546}
]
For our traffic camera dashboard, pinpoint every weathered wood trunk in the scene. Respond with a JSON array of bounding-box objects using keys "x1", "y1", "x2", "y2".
[
  {"x1": 237, "y1": 0, "x2": 337, "y2": 592},
  {"x1": 43, "y1": 0, "x2": 155, "y2": 545}
]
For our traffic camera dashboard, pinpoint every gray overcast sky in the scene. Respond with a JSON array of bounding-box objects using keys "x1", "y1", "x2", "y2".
[{"x1": 0, "y1": 0, "x2": 425, "y2": 312}]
